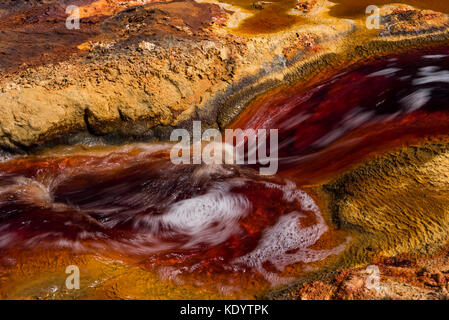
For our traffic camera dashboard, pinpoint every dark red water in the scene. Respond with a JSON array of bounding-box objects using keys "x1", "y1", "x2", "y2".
[
  {"x1": 232, "y1": 48, "x2": 449, "y2": 183},
  {"x1": 1, "y1": 47, "x2": 449, "y2": 293},
  {"x1": 0, "y1": 147, "x2": 344, "y2": 289}
]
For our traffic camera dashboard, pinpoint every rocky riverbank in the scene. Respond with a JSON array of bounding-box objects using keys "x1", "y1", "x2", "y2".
[
  {"x1": 2, "y1": 0, "x2": 449, "y2": 300},
  {"x1": 1, "y1": 0, "x2": 449, "y2": 152}
]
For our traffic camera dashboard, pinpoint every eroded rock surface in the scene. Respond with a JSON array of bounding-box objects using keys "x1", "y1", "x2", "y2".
[
  {"x1": 2, "y1": 0, "x2": 449, "y2": 300},
  {"x1": 269, "y1": 141, "x2": 449, "y2": 300},
  {"x1": 1, "y1": 0, "x2": 449, "y2": 151}
]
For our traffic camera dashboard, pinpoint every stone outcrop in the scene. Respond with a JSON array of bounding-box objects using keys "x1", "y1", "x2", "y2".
[{"x1": 1, "y1": 0, "x2": 449, "y2": 152}]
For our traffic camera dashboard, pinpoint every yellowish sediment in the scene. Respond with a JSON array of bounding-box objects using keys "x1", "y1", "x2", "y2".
[{"x1": 324, "y1": 140, "x2": 449, "y2": 267}]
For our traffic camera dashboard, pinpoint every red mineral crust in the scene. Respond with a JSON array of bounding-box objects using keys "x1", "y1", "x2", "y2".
[{"x1": 0, "y1": 0, "x2": 222, "y2": 74}]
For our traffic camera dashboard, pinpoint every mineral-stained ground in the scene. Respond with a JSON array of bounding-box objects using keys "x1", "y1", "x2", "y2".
[{"x1": 2, "y1": 0, "x2": 449, "y2": 300}]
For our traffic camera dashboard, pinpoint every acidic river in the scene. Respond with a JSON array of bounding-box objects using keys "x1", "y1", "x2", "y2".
[{"x1": 1, "y1": 47, "x2": 449, "y2": 298}]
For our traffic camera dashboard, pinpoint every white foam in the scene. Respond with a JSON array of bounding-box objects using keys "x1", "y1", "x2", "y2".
[
  {"x1": 146, "y1": 181, "x2": 251, "y2": 248},
  {"x1": 400, "y1": 88, "x2": 432, "y2": 112},
  {"x1": 423, "y1": 54, "x2": 448, "y2": 59},
  {"x1": 368, "y1": 67, "x2": 401, "y2": 77},
  {"x1": 162, "y1": 194, "x2": 250, "y2": 248},
  {"x1": 413, "y1": 66, "x2": 449, "y2": 85},
  {"x1": 233, "y1": 181, "x2": 348, "y2": 286}
]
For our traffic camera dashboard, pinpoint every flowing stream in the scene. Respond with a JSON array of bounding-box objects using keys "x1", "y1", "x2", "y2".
[{"x1": 1, "y1": 47, "x2": 449, "y2": 297}]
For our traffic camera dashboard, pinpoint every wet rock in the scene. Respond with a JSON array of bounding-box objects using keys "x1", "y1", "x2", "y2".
[
  {"x1": 0, "y1": 0, "x2": 355, "y2": 151},
  {"x1": 379, "y1": 6, "x2": 449, "y2": 36},
  {"x1": 295, "y1": 0, "x2": 317, "y2": 13},
  {"x1": 325, "y1": 143, "x2": 449, "y2": 260},
  {"x1": 252, "y1": 1, "x2": 272, "y2": 10}
]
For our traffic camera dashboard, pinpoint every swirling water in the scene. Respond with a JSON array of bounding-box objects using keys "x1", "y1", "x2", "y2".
[{"x1": 2, "y1": 48, "x2": 449, "y2": 296}]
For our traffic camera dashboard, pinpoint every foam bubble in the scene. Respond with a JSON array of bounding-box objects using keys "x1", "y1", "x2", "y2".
[
  {"x1": 234, "y1": 181, "x2": 347, "y2": 286},
  {"x1": 136, "y1": 181, "x2": 252, "y2": 248}
]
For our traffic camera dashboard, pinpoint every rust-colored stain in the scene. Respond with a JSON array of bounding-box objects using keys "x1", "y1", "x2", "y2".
[
  {"x1": 329, "y1": 0, "x2": 449, "y2": 18},
  {"x1": 0, "y1": 0, "x2": 226, "y2": 74},
  {"x1": 221, "y1": 0, "x2": 307, "y2": 34}
]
